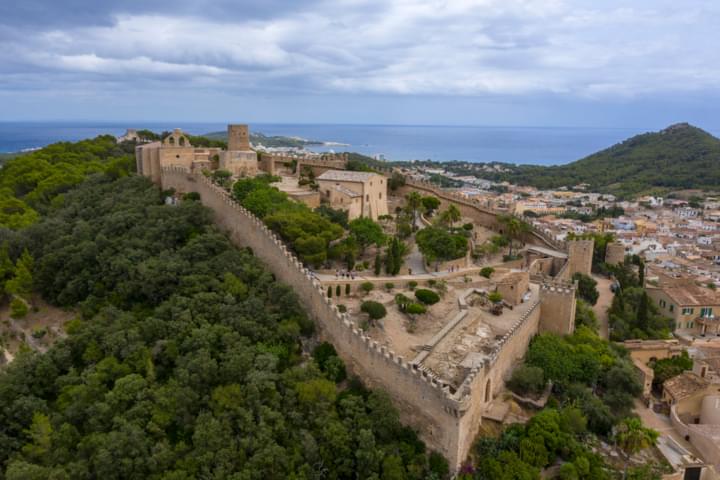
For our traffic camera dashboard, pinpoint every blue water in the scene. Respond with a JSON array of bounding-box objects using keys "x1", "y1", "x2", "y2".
[{"x1": 1, "y1": 121, "x2": 716, "y2": 166}]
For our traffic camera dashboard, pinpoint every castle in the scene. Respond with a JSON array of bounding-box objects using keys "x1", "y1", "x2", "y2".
[
  {"x1": 135, "y1": 125, "x2": 258, "y2": 183},
  {"x1": 135, "y1": 124, "x2": 378, "y2": 219},
  {"x1": 136, "y1": 125, "x2": 593, "y2": 470}
]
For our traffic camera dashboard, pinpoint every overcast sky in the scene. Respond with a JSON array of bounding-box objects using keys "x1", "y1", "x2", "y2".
[{"x1": 1, "y1": 0, "x2": 719, "y2": 128}]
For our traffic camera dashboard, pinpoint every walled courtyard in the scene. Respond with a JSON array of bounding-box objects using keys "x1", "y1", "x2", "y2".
[{"x1": 341, "y1": 269, "x2": 538, "y2": 391}]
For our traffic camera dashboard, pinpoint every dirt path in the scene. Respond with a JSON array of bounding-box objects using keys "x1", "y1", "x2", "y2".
[
  {"x1": 634, "y1": 400, "x2": 701, "y2": 458},
  {"x1": 592, "y1": 275, "x2": 613, "y2": 339}
]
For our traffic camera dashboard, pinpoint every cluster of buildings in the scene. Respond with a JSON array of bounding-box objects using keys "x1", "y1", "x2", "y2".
[
  {"x1": 132, "y1": 124, "x2": 389, "y2": 220},
  {"x1": 405, "y1": 163, "x2": 720, "y2": 340},
  {"x1": 625, "y1": 339, "x2": 720, "y2": 473}
]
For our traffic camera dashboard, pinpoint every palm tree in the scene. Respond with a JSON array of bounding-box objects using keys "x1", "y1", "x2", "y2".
[
  {"x1": 616, "y1": 418, "x2": 658, "y2": 455},
  {"x1": 440, "y1": 204, "x2": 461, "y2": 228},
  {"x1": 404, "y1": 192, "x2": 422, "y2": 231},
  {"x1": 498, "y1": 214, "x2": 531, "y2": 258}
]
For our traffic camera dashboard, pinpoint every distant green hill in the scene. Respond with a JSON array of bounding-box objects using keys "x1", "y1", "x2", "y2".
[
  {"x1": 478, "y1": 123, "x2": 720, "y2": 198},
  {"x1": 202, "y1": 131, "x2": 322, "y2": 149}
]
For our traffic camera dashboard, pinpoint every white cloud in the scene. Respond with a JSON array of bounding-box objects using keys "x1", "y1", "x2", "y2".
[{"x1": 1, "y1": 0, "x2": 719, "y2": 98}]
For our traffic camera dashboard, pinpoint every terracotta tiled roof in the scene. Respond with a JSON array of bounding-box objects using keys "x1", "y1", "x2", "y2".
[
  {"x1": 663, "y1": 372, "x2": 710, "y2": 400},
  {"x1": 660, "y1": 284, "x2": 720, "y2": 307}
]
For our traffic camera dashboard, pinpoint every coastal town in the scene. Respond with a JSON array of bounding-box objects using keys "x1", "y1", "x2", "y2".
[
  {"x1": 128, "y1": 124, "x2": 720, "y2": 479},
  {"x1": 2, "y1": 1, "x2": 719, "y2": 478}
]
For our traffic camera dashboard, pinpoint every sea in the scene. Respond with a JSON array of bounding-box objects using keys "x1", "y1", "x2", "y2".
[{"x1": 2, "y1": 121, "x2": 718, "y2": 166}]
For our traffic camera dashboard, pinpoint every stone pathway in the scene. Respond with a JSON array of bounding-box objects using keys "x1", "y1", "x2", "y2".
[
  {"x1": 592, "y1": 274, "x2": 614, "y2": 339},
  {"x1": 406, "y1": 242, "x2": 427, "y2": 275},
  {"x1": 634, "y1": 399, "x2": 701, "y2": 458}
]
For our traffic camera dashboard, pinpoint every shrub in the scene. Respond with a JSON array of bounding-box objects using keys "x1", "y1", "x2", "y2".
[
  {"x1": 572, "y1": 273, "x2": 599, "y2": 306},
  {"x1": 384, "y1": 282, "x2": 394, "y2": 292},
  {"x1": 462, "y1": 223, "x2": 474, "y2": 230},
  {"x1": 31, "y1": 327, "x2": 47, "y2": 339},
  {"x1": 488, "y1": 291, "x2": 503, "y2": 303},
  {"x1": 327, "y1": 286, "x2": 333, "y2": 298},
  {"x1": 405, "y1": 303, "x2": 427, "y2": 315},
  {"x1": 335, "y1": 285, "x2": 341, "y2": 297},
  {"x1": 312, "y1": 342, "x2": 338, "y2": 369},
  {"x1": 345, "y1": 284, "x2": 351, "y2": 295},
  {"x1": 360, "y1": 282, "x2": 374, "y2": 295},
  {"x1": 324, "y1": 356, "x2": 347, "y2": 383},
  {"x1": 415, "y1": 289, "x2": 440, "y2": 305},
  {"x1": 361, "y1": 301, "x2": 387, "y2": 321},
  {"x1": 337, "y1": 304, "x2": 347, "y2": 313},
  {"x1": 408, "y1": 281, "x2": 418, "y2": 290},
  {"x1": 480, "y1": 266, "x2": 495, "y2": 278},
  {"x1": 395, "y1": 293, "x2": 411, "y2": 310},
  {"x1": 507, "y1": 365, "x2": 546, "y2": 396},
  {"x1": 10, "y1": 297, "x2": 28, "y2": 318},
  {"x1": 427, "y1": 279, "x2": 437, "y2": 287},
  {"x1": 313, "y1": 342, "x2": 347, "y2": 383},
  {"x1": 182, "y1": 191, "x2": 201, "y2": 202}
]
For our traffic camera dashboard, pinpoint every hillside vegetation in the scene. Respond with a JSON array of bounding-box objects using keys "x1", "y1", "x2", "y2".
[
  {"x1": 485, "y1": 123, "x2": 720, "y2": 198},
  {"x1": 0, "y1": 141, "x2": 447, "y2": 479},
  {"x1": 202, "y1": 130, "x2": 323, "y2": 149}
]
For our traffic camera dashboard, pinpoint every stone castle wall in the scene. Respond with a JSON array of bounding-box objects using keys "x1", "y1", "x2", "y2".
[
  {"x1": 605, "y1": 242, "x2": 626, "y2": 266},
  {"x1": 160, "y1": 168, "x2": 470, "y2": 467},
  {"x1": 393, "y1": 179, "x2": 564, "y2": 251},
  {"x1": 563, "y1": 239, "x2": 594, "y2": 279},
  {"x1": 158, "y1": 167, "x2": 573, "y2": 470},
  {"x1": 539, "y1": 281, "x2": 577, "y2": 335}
]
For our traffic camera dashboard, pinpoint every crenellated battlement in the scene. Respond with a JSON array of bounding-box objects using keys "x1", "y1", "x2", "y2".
[{"x1": 157, "y1": 166, "x2": 572, "y2": 469}]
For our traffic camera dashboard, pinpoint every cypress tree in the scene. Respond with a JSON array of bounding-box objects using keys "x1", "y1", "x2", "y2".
[
  {"x1": 385, "y1": 247, "x2": 395, "y2": 275},
  {"x1": 327, "y1": 286, "x2": 333, "y2": 298},
  {"x1": 637, "y1": 292, "x2": 649, "y2": 330},
  {"x1": 336, "y1": 284, "x2": 341, "y2": 297}
]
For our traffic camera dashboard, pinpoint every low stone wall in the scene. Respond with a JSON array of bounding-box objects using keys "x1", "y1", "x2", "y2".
[{"x1": 431, "y1": 256, "x2": 469, "y2": 272}]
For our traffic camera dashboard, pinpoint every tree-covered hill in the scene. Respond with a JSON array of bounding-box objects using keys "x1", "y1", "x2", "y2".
[
  {"x1": 0, "y1": 143, "x2": 447, "y2": 478},
  {"x1": 483, "y1": 123, "x2": 720, "y2": 198},
  {"x1": 202, "y1": 131, "x2": 323, "y2": 149}
]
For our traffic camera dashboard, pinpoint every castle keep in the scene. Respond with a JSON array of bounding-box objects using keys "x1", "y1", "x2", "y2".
[{"x1": 138, "y1": 125, "x2": 592, "y2": 470}]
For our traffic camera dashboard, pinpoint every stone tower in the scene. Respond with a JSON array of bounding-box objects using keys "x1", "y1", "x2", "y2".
[
  {"x1": 605, "y1": 242, "x2": 625, "y2": 266},
  {"x1": 539, "y1": 281, "x2": 577, "y2": 335},
  {"x1": 228, "y1": 124, "x2": 251, "y2": 151},
  {"x1": 566, "y1": 239, "x2": 594, "y2": 278}
]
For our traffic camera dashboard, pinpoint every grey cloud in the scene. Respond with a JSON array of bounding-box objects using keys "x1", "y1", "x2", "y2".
[
  {"x1": 0, "y1": 0, "x2": 325, "y2": 29},
  {"x1": 0, "y1": 0, "x2": 719, "y2": 102}
]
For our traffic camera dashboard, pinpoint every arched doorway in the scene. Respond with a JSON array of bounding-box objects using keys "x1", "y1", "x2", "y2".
[{"x1": 484, "y1": 379, "x2": 492, "y2": 403}]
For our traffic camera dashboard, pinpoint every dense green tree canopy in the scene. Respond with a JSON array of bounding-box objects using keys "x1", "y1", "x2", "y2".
[
  {"x1": 0, "y1": 136, "x2": 134, "y2": 230},
  {"x1": 416, "y1": 227, "x2": 468, "y2": 263},
  {"x1": 0, "y1": 156, "x2": 446, "y2": 478}
]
